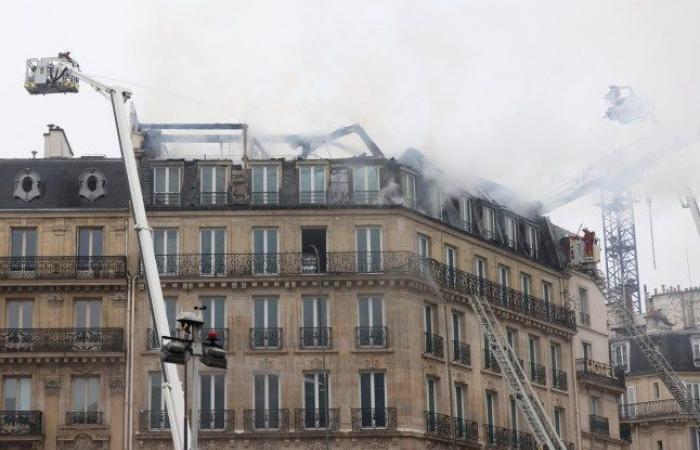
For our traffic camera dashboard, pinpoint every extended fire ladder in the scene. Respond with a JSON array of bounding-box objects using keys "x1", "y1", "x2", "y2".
[{"x1": 470, "y1": 293, "x2": 568, "y2": 450}]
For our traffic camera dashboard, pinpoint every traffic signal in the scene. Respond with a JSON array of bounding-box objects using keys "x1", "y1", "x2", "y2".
[
  {"x1": 161, "y1": 340, "x2": 188, "y2": 365},
  {"x1": 200, "y1": 345, "x2": 227, "y2": 369}
]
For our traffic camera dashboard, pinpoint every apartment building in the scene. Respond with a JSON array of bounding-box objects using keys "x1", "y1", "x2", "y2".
[{"x1": 1, "y1": 124, "x2": 584, "y2": 449}]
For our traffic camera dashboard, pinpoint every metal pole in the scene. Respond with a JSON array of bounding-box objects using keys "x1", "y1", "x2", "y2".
[{"x1": 191, "y1": 354, "x2": 199, "y2": 450}]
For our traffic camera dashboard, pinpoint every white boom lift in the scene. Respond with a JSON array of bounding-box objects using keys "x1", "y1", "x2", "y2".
[{"x1": 25, "y1": 53, "x2": 189, "y2": 450}]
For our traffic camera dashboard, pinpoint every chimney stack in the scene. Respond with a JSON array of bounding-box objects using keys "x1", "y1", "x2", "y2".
[{"x1": 43, "y1": 124, "x2": 73, "y2": 158}]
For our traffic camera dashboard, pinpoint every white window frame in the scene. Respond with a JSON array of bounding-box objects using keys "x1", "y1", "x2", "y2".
[
  {"x1": 542, "y1": 281, "x2": 552, "y2": 303},
  {"x1": 352, "y1": 166, "x2": 380, "y2": 204},
  {"x1": 253, "y1": 373, "x2": 281, "y2": 429},
  {"x1": 504, "y1": 216, "x2": 517, "y2": 248},
  {"x1": 525, "y1": 225, "x2": 539, "y2": 258},
  {"x1": 520, "y1": 273, "x2": 532, "y2": 297},
  {"x1": 359, "y1": 371, "x2": 387, "y2": 410},
  {"x1": 613, "y1": 342, "x2": 631, "y2": 373},
  {"x1": 153, "y1": 166, "x2": 181, "y2": 205},
  {"x1": 401, "y1": 172, "x2": 416, "y2": 208},
  {"x1": 356, "y1": 227, "x2": 382, "y2": 272},
  {"x1": 460, "y1": 198, "x2": 473, "y2": 231},
  {"x1": 3, "y1": 377, "x2": 31, "y2": 411},
  {"x1": 251, "y1": 165, "x2": 279, "y2": 204},
  {"x1": 482, "y1": 206, "x2": 496, "y2": 239},
  {"x1": 6, "y1": 299, "x2": 33, "y2": 328},
  {"x1": 154, "y1": 228, "x2": 179, "y2": 275},
  {"x1": 299, "y1": 166, "x2": 327, "y2": 204},
  {"x1": 199, "y1": 165, "x2": 227, "y2": 204},
  {"x1": 416, "y1": 234, "x2": 431, "y2": 258},
  {"x1": 692, "y1": 337, "x2": 700, "y2": 367},
  {"x1": 252, "y1": 228, "x2": 279, "y2": 274},
  {"x1": 71, "y1": 376, "x2": 100, "y2": 413}
]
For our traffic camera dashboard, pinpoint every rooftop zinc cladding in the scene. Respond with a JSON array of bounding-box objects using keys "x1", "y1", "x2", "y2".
[{"x1": 619, "y1": 332, "x2": 700, "y2": 375}]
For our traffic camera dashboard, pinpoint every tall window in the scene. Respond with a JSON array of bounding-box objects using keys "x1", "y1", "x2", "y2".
[
  {"x1": 528, "y1": 336, "x2": 540, "y2": 376},
  {"x1": 6, "y1": 300, "x2": 33, "y2": 328},
  {"x1": 621, "y1": 386, "x2": 636, "y2": 418},
  {"x1": 154, "y1": 228, "x2": 178, "y2": 275},
  {"x1": 149, "y1": 372, "x2": 169, "y2": 429},
  {"x1": 444, "y1": 246, "x2": 456, "y2": 287},
  {"x1": 153, "y1": 166, "x2": 181, "y2": 205},
  {"x1": 693, "y1": 337, "x2": 700, "y2": 367},
  {"x1": 499, "y1": 265, "x2": 510, "y2": 302},
  {"x1": 252, "y1": 228, "x2": 278, "y2": 274},
  {"x1": 525, "y1": 225, "x2": 539, "y2": 258},
  {"x1": 149, "y1": 297, "x2": 177, "y2": 350},
  {"x1": 509, "y1": 396, "x2": 518, "y2": 431},
  {"x1": 520, "y1": 273, "x2": 532, "y2": 298},
  {"x1": 200, "y1": 228, "x2": 225, "y2": 275},
  {"x1": 299, "y1": 166, "x2": 326, "y2": 204},
  {"x1": 74, "y1": 300, "x2": 101, "y2": 328},
  {"x1": 360, "y1": 372, "x2": 386, "y2": 427},
  {"x1": 251, "y1": 166, "x2": 279, "y2": 204},
  {"x1": 454, "y1": 384, "x2": 466, "y2": 420},
  {"x1": 424, "y1": 303, "x2": 438, "y2": 355},
  {"x1": 10, "y1": 228, "x2": 37, "y2": 272},
  {"x1": 542, "y1": 281, "x2": 552, "y2": 303},
  {"x1": 401, "y1": 172, "x2": 416, "y2": 208},
  {"x1": 71, "y1": 377, "x2": 100, "y2": 423},
  {"x1": 254, "y1": 374, "x2": 281, "y2": 429},
  {"x1": 582, "y1": 342, "x2": 592, "y2": 360},
  {"x1": 482, "y1": 206, "x2": 496, "y2": 240},
  {"x1": 200, "y1": 374, "x2": 225, "y2": 429},
  {"x1": 302, "y1": 297, "x2": 329, "y2": 348},
  {"x1": 426, "y1": 378, "x2": 438, "y2": 431},
  {"x1": 612, "y1": 342, "x2": 630, "y2": 372},
  {"x1": 358, "y1": 297, "x2": 385, "y2": 347},
  {"x1": 551, "y1": 342, "x2": 561, "y2": 372},
  {"x1": 504, "y1": 216, "x2": 517, "y2": 248},
  {"x1": 352, "y1": 166, "x2": 379, "y2": 204},
  {"x1": 554, "y1": 408, "x2": 564, "y2": 437},
  {"x1": 485, "y1": 391, "x2": 497, "y2": 443},
  {"x1": 252, "y1": 298, "x2": 280, "y2": 348},
  {"x1": 578, "y1": 287, "x2": 589, "y2": 313},
  {"x1": 200, "y1": 165, "x2": 227, "y2": 205},
  {"x1": 77, "y1": 227, "x2": 103, "y2": 271},
  {"x1": 460, "y1": 198, "x2": 473, "y2": 231},
  {"x1": 416, "y1": 234, "x2": 430, "y2": 258},
  {"x1": 356, "y1": 227, "x2": 382, "y2": 272},
  {"x1": 429, "y1": 186, "x2": 443, "y2": 219},
  {"x1": 303, "y1": 372, "x2": 330, "y2": 429},
  {"x1": 590, "y1": 396, "x2": 600, "y2": 415},
  {"x1": 201, "y1": 296, "x2": 225, "y2": 339},
  {"x1": 3, "y1": 377, "x2": 31, "y2": 411},
  {"x1": 475, "y1": 257, "x2": 487, "y2": 294}
]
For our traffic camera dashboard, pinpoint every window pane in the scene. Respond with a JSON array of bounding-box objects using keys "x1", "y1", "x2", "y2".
[
  {"x1": 3, "y1": 378, "x2": 17, "y2": 410},
  {"x1": 372, "y1": 299, "x2": 383, "y2": 326},
  {"x1": 357, "y1": 229, "x2": 367, "y2": 253},
  {"x1": 269, "y1": 375, "x2": 279, "y2": 410},
  {"x1": 201, "y1": 375, "x2": 212, "y2": 411},
  {"x1": 359, "y1": 298, "x2": 369, "y2": 327},
  {"x1": 300, "y1": 167, "x2": 311, "y2": 193},
  {"x1": 360, "y1": 373, "x2": 371, "y2": 409},
  {"x1": 304, "y1": 374, "x2": 315, "y2": 408},
  {"x1": 268, "y1": 299, "x2": 278, "y2": 328},
  {"x1": 88, "y1": 378, "x2": 99, "y2": 411},
  {"x1": 370, "y1": 228, "x2": 381, "y2": 252},
  {"x1": 254, "y1": 299, "x2": 265, "y2": 328},
  {"x1": 374, "y1": 373, "x2": 385, "y2": 409},
  {"x1": 267, "y1": 230, "x2": 278, "y2": 254},
  {"x1": 214, "y1": 375, "x2": 225, "y2": 410},
  {"x1": 154, "y1": 167, "x2": 166, "y2": 193},
  {"x1": 303, "y1": 298, "x2": 314, "y2": 328},
  {"x1": 72, "y1": 378, "x2": 85, "y2": 410},
  {"x1": 254, "y1": 375, "x2": 265, "y2": 410},
  {"x1": 168, "y1": 168, "x2": 180, "y2": 193},
  {"x1": 266, "y1": 167, "x2": 277, "y2": 192},
  {"x1": 89, "y1": 301, "x2": 101, "y2": 327},
  {"x1": 202, "y1": 167, "x2": 212, "y2": 192},
  {"x1": 318, "y1": 299, "x2": 327, "y2": 328},
  {"x1": 314, "y1": 168, "x2": 325, "y2": 191}
]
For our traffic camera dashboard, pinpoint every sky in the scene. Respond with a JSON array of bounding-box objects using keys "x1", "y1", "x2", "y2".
[{"x1": 1, "y1": 0, "x2": 699, "y2": 298}]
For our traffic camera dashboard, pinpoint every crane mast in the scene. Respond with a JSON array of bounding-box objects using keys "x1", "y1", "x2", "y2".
[{"x1": 25, "y1": 54, "x2": 188, "y2": 450}]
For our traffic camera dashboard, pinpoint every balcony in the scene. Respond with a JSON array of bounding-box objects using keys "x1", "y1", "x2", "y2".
[
  {"x1": 250, "y1": 327, "x2": 283, "y2": 350},
  {"x1": 483, "y1": 349, "x2": 501, "y2": 373},
  {"x1": 147, "y1": 328, "x2": 229, "y2": 351},
  {"x1": 144, "y1": 251, "x2": 576, "y2": 330},
  {"x1": 486, "y1": 425, "x2": 538, "y2": 450},
  {"x1": 356, "y1": 326, "x2": 388, "y2": 349},
  {"x1": 198, "y1": 410, "x2": 234, "y2": 432},
  {"x1": 243, "y1": 409, "x2": 290, "y2": 432},
  {"x1": 139, "y1": 410, "x2": 170, "y2": 432},
  {"x1": 66, "y1": 411, "x2": 103, "y2": 426},
  {"x1": 424, "y1": 333, "x2": 444, "y2": 358},
  {"x1": 198, "y1": 191, "x2": 229, "y2": 206},
  {"x1": 0, "y1": 256, "x2": 127, "y2": 280},
  {"x1": 452, "y1": 340, "x2": 471, "y2": 365},
  {"x1": 454, "y1": 417, "x2": 479, "y2": 443},
  {"x1": 618, "y1": 399, "x2": 700, "y2": 421},
  {"x1": 589, "y1": 414, "x2": 609, "y2": 435},
  {"x1": 351, "y1": 407, "x2": 397, "y2": 431},
  {"x1": 552, "y1": 369, "x2": 568, "y2": 390},
  {"x1": 575, "y1": 358, "x2": 625, "y2": 391},
  {"x1": 0, "y1": 411, "x2": 42, "y2": 435},
  {"x1": 149, "y1": 192, "x2": 181, "y2": 206},
  {"x1": 0, "y1": 328, "x2": 124, "y2": 353},
  {"x1": 299, "y1": 327, "x2": 331, "y2": 349},
  {"x1": 294, "y1": 408, "x2": 340, "y2": 432},
  {"x1": 528, "y1": 362, "x2": 546, "y2": 385},
  {"x1": 425, "y1": 411, "x2": 452, "y2": 440}
]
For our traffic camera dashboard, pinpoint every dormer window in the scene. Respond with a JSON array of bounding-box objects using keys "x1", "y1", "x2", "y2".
[
  {"x1": 482, "y1": 206, "x2": 496, "y2": 240},
  {"x1": 299, "y1": 165, "x2": 326, "y2": 204},
  {"x1": 251, "y1": 165, "x2": 279, "y2": 204},
  {"x1": 79, "y1": 168, "x2": 107, "y2": 202},
  {"x1": 153, "y1": 166, "x2": 181, "y2": 206},
  {"x1": 460, "y1": 198, "x2": 473, "y2": 232},
  {"x1": 504, "y1": 216, "x2": 517, "y2": 248},
  {"x1": 525, "y1": 225, "x2": 539, "y2": 258},
  {"x1": 352, "y1": 166, "x2": 379, "y2": 204},
  {"x1": 200, "y1": 165, "x2": 227, "y2": 205},
  {"x1": 13, "y1": 169, "x2": 42, "y2": 203},
  {"x1": 400, "y1": 172, "x2": 416, "y2": 208},
  {"x1": 692, "y1": 337, "x2": 700, "y2": 366}
]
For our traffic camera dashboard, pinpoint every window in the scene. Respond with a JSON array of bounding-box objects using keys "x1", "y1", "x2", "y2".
[
  {"x1": 10, "y1": 228, "x2": 37, "y2": 271},
  {"x1": 352, "y1": 166, "x2": 379, "y2": 204},
  {"x1": 499, "y1": 265, "x2": 510, "y2": 302},
  {"x1": 554, "y1": 407, "x2": 564, "y2": 437},
  {"x1": 653, "y1": 382, "x2": 660, "y2": 399},
  {"x1": 542, "y1": 281, "x2": 552, "y2": 303},
  {"x1": 452, "y1": 311, "x2": 464, "y2": 344},
  {"x1": 71, "y1": 376, "x2": 100, "y2": 423},
  {"x1": 251, "y1": 165, "x2": 279, "y2": 204},
  {"x1": 506, "y1": 328, "x2": 518, "y2": 352},
  {"x1": 426, "y1": 378, "x2": 437, "y2": 414},
  {"x1": 200, "y1": 165, "x2": 227, "y2": 205},
  {"x1": 200, "y1": 228, "x2": 226, "y2": 275},
  {"x1": 252, "y1": 228, "x2": 278, "y2": 274},
  {"x1": 528, "y1": 335, "x2": 539, "y2": 364},
  {"x1": 416, "y1": 234, "x2": 430, "y2": 258},
  {"x1": 687, "y1": 382, "x2": 700, "y2": 405},
  {"x1": 200, "y1": 374, "x2": 225, "y2": 429},
  {"x1": 153, "y1": 166, "x2": 181, "y2": 205},
  {"x1": 485, "y1": 391, "x2": 497, "y2": 442},
  {"x1": 303, "y1": 372, "x2": 330, "y2": 428},
  {"x1": 444, "y1": 246, "x2": 456, "y2": 287},
  {"x1": 154, "y1": 228, "x2": 178, "y2": 275},
  {"x1": 612, "y1": 342, "x2": 630, "y2": 372},
  {"x1": 454, "y1": 384, "x2": 466, "y2": 420},
  {"x1": 201, "y1": 296, "x2": 225, "y2": 336},
  {"x1": 692, "y1": 337, "x2": 700, "y2": 366},
  {"x1": 148, "y1": 372, "x2": 169, "y2": 429},
  {"x1": 509, "y1": 396, "x2": 518, "y2": 431},
  {"x1": 301, "y1": 297, "x2": 329, "y2": 348},
  {"x1": 252, "y1": 298, "x2": 280, "y2": 349},
  {"x1": 401, "y1": 172, "x2": 416, "y2": 208},
  {"x1": 525, "y1": 225, "x2": 539, "y2": 258},
  {"x1": 358, "y1": 297, "x2": 385, "y2": 347},
  {"x1": 3, "y1": 377, "x2": 31, "y2": 410},
  {"x1": 504, "y1": 216, "x2": 517, "y2": 248},
  {"x1": 475, "y1": 257, "x2": 487, "y2": 294},
  {"x1": 520, "y1": 273, "x2": 532, "y2": 298},
  {"x1": 482, "y1": 207, "x2": 496, "y2": 240},
  {"x1": 424, "y1": 303, "x2": 440, "y2": 356},
  {"x1": 360, "y1": 372, "x2": 387, "y2": 427},
  {"x1": 74, "y1": 300, "x2": 101, "y2": 328},
  {"x1": 578, "y1": 287, "x2": 589, "y2": 313},
  {"x1": 551, "y1": 342, "x2": 561, "y2": 371},
  {"x1": 590, "y1": 396, "x2": 600, "y2": 415},
  {"x1": 299, "y1": 166, "x2": 326, "y2": 204},
  {"x1": 429, "y1": 186, "x2": 443, "y2": 219},
  {"x1": 6, "y1": 300, "x2": 33, "y2": 328},
  {"x1": 621, "y1": 386, "x2": 636, "y2": 418},
  {"x1": 460, "y1": 198, "x2": 473, "y2": 231},
  {"x1": 149, "y1": 297, "x2": 177, "y2": 350},
  {"x1": 254, "y1": 373, "x2": 281, "y2": 429},
  {"x1": 356, "y1": 227, "x2": 382, "y2": 272},
  {"x1": 582, "y1": 342, "x2": 592, "y2": 360},
  {"x1": 77, "y1": 227, "x2": 103, "y2": 271}
]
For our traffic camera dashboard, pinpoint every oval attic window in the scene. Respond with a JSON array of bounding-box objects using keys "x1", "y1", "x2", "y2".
[{"x1": 21, "y1": 176, "x2": 34, "y2": 193}]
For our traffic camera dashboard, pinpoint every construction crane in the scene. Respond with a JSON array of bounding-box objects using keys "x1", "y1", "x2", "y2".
[{"x1": 25, "y1": 53, "x2": 189, "y2": 450}]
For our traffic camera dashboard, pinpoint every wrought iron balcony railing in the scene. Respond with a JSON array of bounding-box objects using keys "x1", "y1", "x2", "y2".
[
  {"x1": 199, "y1": 191, "x2": 230, "y2": 206},
  {"x1": 0, "y1": 328, "x2": 124, "y2": 352},
  {"x1": 552, "y1": 368, "x2": 568, "y2": 390},
  {"x1": 425, "y1": 411, "x2": 452, "y2": 440},
  {"x1": 0, "y1": 411, "x2": 42, "y2": 435},
  {"x1": 198, "y1": 409, "x2": 234, "y2": 431},
  {"x1": 299, "y1": 327, "x2": 331, "y2": 349},
  {"x1": 351, "y1": 407, "x2": 397, "y2": 431},
  {"x1": 356, "y1": 326, "x2": 388, "y2": 348},
  {"x1": 618, "y1": 399, "x2": 700, "y2": 421},
  {"x1": 452, "y1": 340, "x2": 471, "y2": 365},
  {"x1": 243, "y1": 409, "x2": 290, "y2": 431},
  {"x1": 484, "y1": 349, "x2": 501, "y2": 373},
  {"x1": 529, "y1": 362, "x2": 546, "y2": 385},
  {"x1": 486, "y1": 425, "x2": 538, "y2": 450},
  {"x1": 140, "y1": 410, "x2": 170, "y2": 431},
  {"x1": 424, "y1": 333, "x2": 444, "y2": 358},
  {"x1": 575, "y1": 358, "x2": 625, "y2": 390},
  {"x1": 144, "y1": 251, "x2": 575, "y2": 330},
  {"x1": 294, "y1": 408, "x2": 340, "y2": 431},
  {"x1": 150, "y1": 192, "x2": 181, "y2": 206},
  {"x1": 250, "y1": 327, "x2": 283, "y2": 350},
  {"x1": 0, "y1": 256, "x2": 127, "y2": 279},
  {"x1": 454, "y1": 417, "x2": 479, "y2": 443},
  {"x1": 579, "y1": 311, "x2": 591, "y2": 326},
  {"x1": 66, "y1": 411, "x2": 103, "y2": 426},
  {"x1": 589, "y1": 414, "x2": 610, "y2": 435}
]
